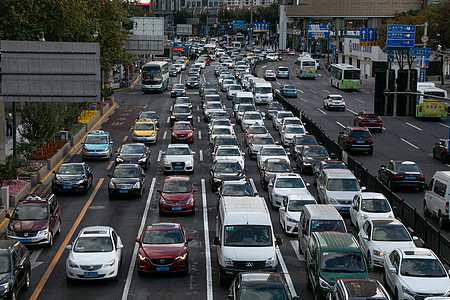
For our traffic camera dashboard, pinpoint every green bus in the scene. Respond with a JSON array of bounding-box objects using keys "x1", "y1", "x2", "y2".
[
  {"x1": 141, "y1": 61, "x2": 170, "y2": 93},
  {"x1": 329, "y1": 64, "x2": 361, "y2": 90}
]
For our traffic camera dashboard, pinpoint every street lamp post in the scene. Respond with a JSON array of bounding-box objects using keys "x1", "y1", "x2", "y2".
[
  {"x1": 13, "y1": 29, "x2": 45, "y2": 157},
  {"x1": 75, "y1": 25, "x2": 99, "y2": 42}
]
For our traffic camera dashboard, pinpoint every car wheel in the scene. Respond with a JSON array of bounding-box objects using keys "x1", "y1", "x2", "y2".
[
  {"x1": 438, "y1": 211, "x2": 446, "y2": 229},
  {"x1": 423, "y1": 201, "x2": 431, "y2": 217},
  {"x1": 323, "y1": 103, "x2": 326, "y2": 109},
  {"x1": 24, "y1": 270, "x2": 31, "y2": 290},
  {"x1": 48, "y1": 232, "x2": 54, "y2": 248},
  {"x1": 342, "y1": 107, "x2": 345, "y2": 111}
]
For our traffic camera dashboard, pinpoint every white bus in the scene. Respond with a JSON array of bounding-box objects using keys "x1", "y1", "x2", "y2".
[
  {"x1": 141, "y1": 61, "x2": 170, "y2": 92},
  {"x1": 329, "y1": 64, "x2": 361, "y2": 90}
]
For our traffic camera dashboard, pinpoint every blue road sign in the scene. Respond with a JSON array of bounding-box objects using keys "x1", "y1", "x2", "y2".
[
  {"x1": 360, "y1": 28, "x2": 378, "y2": 42},
  {"x1": 308, "y1": 24, "x2": 329, "y2": 38},
  {"x1": 410, "y1": 47, "x2": 431, "y2": 57},
  {"x1": 387, "y1": 51, "x2": 394, "y2": 62},
  {"x1": 419, "y1": 68, "x2": 426, "y2": 82},
  {"x1": 233, "y1": 20, "x2": 248, "y2": 30},
  {"x1": 253, "y1": 22, "x2": 269, "y2": 32},
  {"x1": 332, "y1": 47, "x2": 336, "y2": 60},
  {"x1": 386, "y1": 25, "x2": 416, "y2": 49}
]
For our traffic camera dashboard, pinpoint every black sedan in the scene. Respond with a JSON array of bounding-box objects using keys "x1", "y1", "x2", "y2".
[
  {"x1": 209, "y1": 159, "x2": 246, "y2": 192},
  {"x1": 108, "y1": 164, "x2": 146, "y2": 198},
  {"x1": 52, "y1": 162, "x2": 93, "y2": 194},
  {"x1": 290, "y1": 135, "x2": 319, "y2": 160},
  {"x1": 170, "y1": 83, "x2": 186, "y2": 98},
  {"x1": 378, "y1": 160, "x2": 425, "y2": 191},
  {"x1": 295, "y1": 145, "x2": 330, "y2": 174},
  {"x1": 170, "y1": 104, "x2": 193, "y2": 126},
  {"x1": 185, "y1": 76, "x2": 200, "y2": 89},
  {"x1": 115, "y1": 143, "x2": 151, "y2": 170},
  {"x1": 433, "y1": 139, "x2": 450, "y2": 163}
]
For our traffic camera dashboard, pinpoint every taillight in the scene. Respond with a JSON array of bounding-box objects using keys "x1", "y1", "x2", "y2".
[
  {"x1": 419, "y1": 106, "x2": 422, "y2": 112},
  {"x1": 346, "y1": 138, "x2": 354, "y2": 143},
  {"x1": 418, "y1": 175, "x2": 425, "y2": 180},
  {"x1": 446, "y1": 202, "x2": 449, "y2": 214},
  {"x1": 329, "y1": 99, "x2": 333, "y2": 102},
  {"x1": 341, "y1": 99, "x2": 345, "y2": 102},
  {"x1": 368, "y1": 138, "x2": 373, "y2": 143}
]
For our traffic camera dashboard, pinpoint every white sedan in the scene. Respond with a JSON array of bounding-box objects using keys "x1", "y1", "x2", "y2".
[
  {"x1": 66, "y1": 226, "x2": 123, "y2": 282},
  {"x1": 212, "y1": 145, "x2": 245, "y2": 169},
  {"x1": 209, "y1": 125, "x2": 235, "y2": 144},
  {"x1": 256, "y1": 145, "x2": 290, "y2": 169},
  {"x1": 279, "y1": 194, "x2": 317, "y2": 234},
  {"x1": 241, "y1": 111, "x2": 264, "y2": 131},
  {"x1": 349, "y1": 192, "x2": 394, "y2": 230},
  {"x1": 358, "y1": 218, "x2": 417, "y2": 268},
  {"x1": 280, "y1": 125, "x2": 306, "y2": 146},
  {"x1": 163, "y1": 144, "x2": 195, "y2": 174},
  {"x1": 268, "y1": 173, "x2": 310, "y2": 208}
]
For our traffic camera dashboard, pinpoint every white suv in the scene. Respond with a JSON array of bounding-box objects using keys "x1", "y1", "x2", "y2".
[{"x1": 268, "y1": 173, "x2": 311, "y2": 208}]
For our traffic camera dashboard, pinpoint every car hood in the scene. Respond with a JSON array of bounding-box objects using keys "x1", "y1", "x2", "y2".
[
  {"x1": 55, "y1": 174, "x2": 85, "y2": 181},
  {"x1": 84, "y1": 144, "x2": 108, "y2": 151},
  {"x1": 172, "y1": 130, "x2": 193, "y2": 135},
  {"x1": 141, "y1": 244, "x2": 185, "y2": 259},
  {"x1": 273, "y1": 187, "x2": 309, "y2": 196},
  {"x1": 9, "y1": 219, "x2": 48, "y2": 232},
  {"x1": 69, "y1": 251, "x2": 116, "y2": 265},
  {"x1": 110, "y1": 178, "x2": 140, "y2": 184},
  {"x1": 327, "y1": 191, "x2": 359, "y2": 202},
  {"x1": 222, "y1": 246, "x2": 275, "y2": 261},
  {"x1": 370, "y1": 240, "x2": 416, "y2": 255},
  {"x1": 401, "y1": 276, "x2": 450, "y2": 294},
  {"x1": 118, "y1": 154, "x2": 145, "y2": 161},
  {"x1": 164, "y1": 155, "x2": 192, "y2": 162},
  {"x1": 161, "y1": 193, "x2": 192, "y2": 202},
  {"x1": 134, "y1": 130, "x2": 156, "y2": 136}
]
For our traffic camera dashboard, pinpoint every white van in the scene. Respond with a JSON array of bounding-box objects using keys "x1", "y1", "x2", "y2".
[
  {"x1": 253, "y1": 81, "x2": 273, "y2": 104},
  {"x1": 297, "y1": 204, "x2": 347, "y2": 254},
  {"x1": 231, "y1": 41, "x2": 242, "y2": 51},
  {"x1": 233, "y1": 92, "x2": 255, "y2": 115},
  {"x1": 424, "y1": 171, "x2": 450, "y2": 229},
  {"x1": 214, "y1": 196, "x2": 282, "y2": 285}
]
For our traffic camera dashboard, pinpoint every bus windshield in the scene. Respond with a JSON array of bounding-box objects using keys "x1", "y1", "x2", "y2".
[
  {"x1": 344, "y1": 70, "x2": 360, "y2": 80},
  {"x1": 142, "y1": 67, "x2": 161, "y2": 84}
]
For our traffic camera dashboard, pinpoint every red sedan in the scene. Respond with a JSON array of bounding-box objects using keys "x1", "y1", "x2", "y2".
[
  {"x1": 158, "y1": 176, "x2": 197, "y2": 214},
  {"x1": 135, "y1": 223, "x2": 192, "y2": 274},
  {"x1": 354, "y1": 110, "x2": 383, "y2": 133},
  {"x1": 171, "y1": 121, "x2": 195, "y2": 143}
]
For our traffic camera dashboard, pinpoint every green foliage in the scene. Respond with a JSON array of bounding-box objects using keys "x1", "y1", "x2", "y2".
[
  {"x1": 173, "y1": 11, "x2": 193, "y2": 25},
  {"x1": 0, "y1": 156, "x2": 22, "y2": 186}
]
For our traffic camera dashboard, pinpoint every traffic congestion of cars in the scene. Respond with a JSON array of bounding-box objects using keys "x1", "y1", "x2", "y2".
[{"x1": 3, "y1": 36, "x2": 450, "y2": 300}]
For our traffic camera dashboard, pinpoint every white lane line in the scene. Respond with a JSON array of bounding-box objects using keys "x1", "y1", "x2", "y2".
[
  {"x1": 199, "y1": 150, "x2": 204, "y2": 161},
  {"x1": 276, "y1": 247, "x2": 298, "y2": 298},
  {"x1": 309, "y1": 89, "x2": 317, "y2": 94},
  {"x1": 157, "y1": 150, "x2": 162, "y2": 161},
  {"x1": 352, "y1": 91, "x2": 358, "y2": 95},
  {"x1": 201, "y1": 179, "x2": 214, "y2": 300},
  {"x1": 30, "y1": 249, "x2": 44, "y2": 270},
  {"x1": 439, "y1": 123, "x2": 450, "y2": 128},
  {"x1": 336, "y1": 121, "x2": 346, "y2": 128},
  {"x1": 197, "y1": 105, "x2": 200, "y2": 111},
  {"x1": 166, "y1": 116, "x2": 170, "y2": 124},
  {"x1": 249, "y1": 178, "x2": 258, "y2": 195},
  {"x1": 276, "y1": 82, "x2": 281, "y2": 86},
  {"x1": 400, "y1": 138, "x2": 420, "y2": 149},
  {"x1": 262, "y1": 65, "x2": 267, "y2": 68},
  {"x1": 317, "y1": 108, "x2": 327, "y2": 115},
  {"x1": 298, "y1": 89, "x2": 304, "y2": 94},
  {"x1": 198, "y1": 131, "x2": 202, "y2": 140},
  {"x1": 296, "y1": 81, "x2": 302, "y2": 86},
  {"x1": 355, "y1": 98, "x2": 364, "y2": 103},
  {"x1": 163, "y1": 131, "x2": 167, "y2": 139},
  {"x1": 290, "y1": 240, "x2": 306, "y2": 262},
  {"x1": 198, "y1": 116, "x2": 201, "y2": 123},
  {"x1": 406, "y1": 122, "x2": 423, "y2": 131},
  {"x1": 318, "y1": 73, "x2": 322, "y2": 77},
  {"x1": 323, "y1": 89, "x2": 330, "y2": 93},
  {"x1": 179, "y1": 76, "x2": 182, "y2": 84},
  {"x1": 203, "y1": 74, "x2": 206, "y2": 82},
  {"x1": 121, "y1": 178, "x2": 156, "y2": 300},
  {"x1": 322, "y1": 81, "x2": 328, "y2": 85},
  {"x1": 347, "y1": 108, "x2": 357, "y2": 115},
  {"x1": 382, "y1": 127, "x2": 387, "y2": 131},
  {"x1": 300, "y1": 97, "x2": 307, "y2": 103}
]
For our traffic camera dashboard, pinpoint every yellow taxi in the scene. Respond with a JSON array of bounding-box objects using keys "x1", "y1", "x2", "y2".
[
  {"x1": 132, "y1": 120, "x2": 158, "y2": 144},
  {"x1": 179, "y1": 56, "x2": 189, "y2": 64}
]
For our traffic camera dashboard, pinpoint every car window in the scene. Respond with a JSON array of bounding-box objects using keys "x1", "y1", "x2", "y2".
[
  {"x1": 400, "y1": 258, "x2": 446, "y2": 277},
  {"x1": 0, "y1": 252, "x2": 11, "y2": 273},
  {"x1": 166, "y1": 147, "x2": 190, "y2": 155},
  {"x1": 372, "y1": 225, "x2": 411, "y2": 241},
  {"x1": 320, "y1": 251, "x2": 365, "y2": 272},
  {"x1": 135, "y1": 123, "x2": 155, "y2": 131},
  {"x1": 163, "y1": 181, "x2": 191, "y2": 193},
  {"x1": 360, "y1": 198, "x2": 391, "y2": 212},
  {"x1": 275, "y1": 178, "x2": 305, "y2": 188},
  {"x1": 121, "y1": 144, "x2": 145, "y2": 154},
  {"x1": 85, "y1": 135, "x2": 108, "y2": 144},
  {"x1": 74, "y1": 237, "x2": 113, "y2": 252},
  {"x1": 143, "y1": 230, "x2": 183, "y2": 244},
  {"x1": 433, "y1": 180, "x2": 447, "y2": 197},
  {"x1": 13, "y1": 204, "x2": 48, "y2": 220},
  {"x1": 326, "y1": 179, "x2": 360, "y2": 191}
]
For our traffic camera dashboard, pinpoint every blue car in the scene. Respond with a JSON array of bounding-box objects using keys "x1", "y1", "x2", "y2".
[
  {"x1": 82, "y1": 130, "x2": 113, "y2": 160},
  {"x1": 281, "y1": 85, "x2": 297, "y2": 98}
]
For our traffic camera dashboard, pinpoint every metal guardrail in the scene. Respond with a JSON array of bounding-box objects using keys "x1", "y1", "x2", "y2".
[{"x1": 274, "y1": 91, "x2": 450, "y2": 265}]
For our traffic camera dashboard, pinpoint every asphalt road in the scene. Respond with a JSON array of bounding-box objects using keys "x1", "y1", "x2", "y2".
[{"x1": 19, "y1": 57, "x2": 448, "y2": 300}]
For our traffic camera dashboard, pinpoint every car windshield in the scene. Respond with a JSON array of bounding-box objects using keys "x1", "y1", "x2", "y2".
[
  {"x1": 217, "y1": 148, "x2": 241, "y2": 156},
  {"x1": 361, "y1": 198, "x2": 391, "y2": 213},
  {"x1": 212, "y1": 120, "x2": 231, "y2": 127},
  {"x1": 275, "y1": 178, "x2": 305, "y2": 188},
  {"x1": 285, "y1": 127, "x2": 305, "y2": 134},
  {"x1": 135, "y1": 123, "x2": 155, "y2": 131},
  {"x1": 239, "y1": 287, "x2": 288, "y2": 300},
  {"x1": 344, "y1": 70, "x2": 360, "y2": 80},
  {"x1": 215, "y1": 138, "x2": 238, "y2": 147},
  {"x1": 304, "y1": 147, "x2": 328, "y2": 157},
  {"x1": 253, "y1": 137, "x2": 275, "y2": 145},
  {"x1": 269, "y1": 103, "x2": 284, "y2": 110},
  {"x1": 173, "y1": 123, "x2": 191, "y2": 130},
  {"x1": 112, "y1": 168, "x2": 140, "y2": 178},
  {"x1": 294, "y1": 136, "x2": 318, "y2": 145},
  {"x1": 212, "y1": 128, "x2": 232, "y2": 135},
  {"x1": 188, "y1": 77, "x2": 198, "y2": 82},
  {"x1": 279, "y1": 67, "x2": 289, "y2": 72},
  {"x1": 255, "y1": 87, "x2": 272, "y2": 93},
  {"x1": 85, "y1": 135, "x2": 108, "y2": 144},
  {"x1": 222, "y1": 184, "x2": 254, "y2": 196},
  {"x1": 321, "y1": 252, "x2": 366, "y2": 273},
  {"x1": 240, "y1": 106, "x2": 256, "y2": 112},
  {"x1": 205, "y1": 95, "x2": 221, "y2": 101},
  {"x1": 323, "y1": 164, "x2": 348, "y2": 170},
  {"x1": 139, "y1": 112, "x2": 157, "y2": 120},
  {"x1": 121, "y1": 144, "x2": 145, "y2": 154},
  {"x1": 224, "y1": 225, "x2": 272, "y2": 247},
  {"x1": 173, "y1": 106, "x2": 190, "y2": 114},
  {"x1": 211, "y1": 111, "x2": 228, "y2": 118},
  {"x1": 363, "y1": 113, "x2": 379, "y2": 119},
  {"x1": 283, "y1": 85, "x2": 296, "y2": 90},
  {"x1": 163, "y1": 181, "x2": 191, "y2": 193},
  {"x1": 166, "y1": 147, "x2": 190, "y2": 155},
  {"x1": 58, "y1": 164, "x2": 84, "y2": 174},
  {"x1": 74, "y1": 237, "x2": 113, "y2": 253},
  {"x1": 230, "y1": 86, "x2": 242, "y2": 91},
  {"x1": 248, "y1": 127, "x2": 268, "y2": 134},
  {"x1": 311, "y1": 220, "x2": 346, "y2": 233},
  {"x1": 215, "y1": 162, "x2": 242, "y2": 173},
  {"x1": 143, "y1": 230, "x2": 183, "y2": 244},
  {"x1": 207, "y1": 103, "x2": 223, "y2": 109},
  {"x1": 12, "y1": 205, "x2": 48, "y2": 220},
  {"x1": 173, "y1": 84, "x2": 184, "y2": 89},
  {"x1": 224, "y1": 80, "x2": 234, "y2": 84},
  {"x1": 244, "y1": 114, "x2": 262, "y2": 120},
  {"x1": 0, "y1": 253, "x2": 10, "y2": 273},
  {"x1": 266, "y1": 162, "x2": 291, "y2": 172},
  {"x1": 396, "y1": 164, "x2": 421, "y2": 173},
  {"x1": 237, "y1": 98, "x2": 254, "y2": 104},
  {"x1": 327, "y1": 179, "x2": 360, "y2": 191},
  {"x1": 261, "y1": 148, "x2": 286, "y2": 156},
  {"x1": 175, "y1": 99, "x2": 190, "y2": 105},
  {"x1": 277, "y1": 112, "x2": 294, "y2": 119},
  {"x1": 400, "y1": 258, "x2": 446, "y2": 277},
  {"x1": 372, "y1": 225, "x2": 411, "y2": 241},
  {"x1": 288, "y1": 200, "x2": 317, "y2": 212}
]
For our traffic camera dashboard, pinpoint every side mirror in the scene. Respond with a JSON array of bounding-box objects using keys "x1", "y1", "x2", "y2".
[
  {"x1": 52, "y1": 170, "x2": 56, "y2": 174},
  {"x1": 306, "y1": 183, "x2": 311, "y2": 187},
  {"x1": 368, "y1": 264, "x2": 374, "y2": 272},
  {"x1": 424, "y1": 184, "x2": 429, "y2": 190},
  {"x1": 110, "y1": 141, "x2": 113, "y2": 144},
  {"x1": 213, "y1": 236, "x2": 220, "y2": 245},
  {"x1": 107, "y1": 174, "x2": 112, "y2": 178},
  {"x1": 65, "y1": 245, "x2": 72, "y2": 250},
  {"x1": 268, "y1": 182, "x2": 273, "y2": 187},
  {"x1": 413, "y1": 236, "x2": 419, "y2": 241},
  {"x1": 116, "y1": 243, "x2": 124, "y2": 249},
  {"x1": 186, "y1": 237, "x2": 193, "y2": 242},
  {"x1": 361, "y1": 186, "x2": 366, "y2": 191},
  {"x1": 134, "y1": 238, "x2": 140, "y2": 243}
]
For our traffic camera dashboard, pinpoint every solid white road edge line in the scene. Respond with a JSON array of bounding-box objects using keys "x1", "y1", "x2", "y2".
[
  {"x1": 276, "y1": 247, "x2": 298, "y2": 298},
  {"x1": 336, "y1": 121, "x2": 346, "y2": 128},
  {"x1": 202, "y1": 179, "x2": 214, "y2": 300},
  {"x1": 199, "y1": 130, "x2": 202, "y2": 140},
  {"x1": 249, "y1": 178, "x2": 257, "y2": 195},
  {"x1": 439, "y1": 123, "x2": 450, "y2": 128},
  {"x1": 121, "y1": 178, "x2": 156, "y2": 300}
]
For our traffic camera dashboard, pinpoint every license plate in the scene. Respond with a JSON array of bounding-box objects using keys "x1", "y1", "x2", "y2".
[
  {"x1": 262, "y1": 99, "x2": 267, "y2": 102},
  {"x1": 172, "y1": 207, "x2": 182, "y2": 211},
  {"x1": 90, "y1": 152, "x2": 99, "y2": 156},
  {"x1": 174, "y1": 166, "x2": 183, "y2": 169},
  {"x1": 20, "y1": 238, "x2": 32, "y2": 243},
  {"x1": 405, "y1": 176, "x2": 416, "y2": 180},
  {"x1": 63, "y1": 186, "x2": 72, "y2": 189},
  {"x1": 341, "y1": 207, "x2": 350, "y2": 211},
  {"x1": 369, "y1": 120, "x2": 375, "y2": 123},
  {"x1": 179, "y1": 138, "x2": 185, "y2": 140},
  {"x1": 84, "y1": 272, "x2": 98, "y2": 277},
  {"x1": 119, "y1": 190, "x2": 129, "y2": 193},
  {"x1": 356, "y1": 141, "x2": 364, "y2": 143},
  {"x1": 156, "y1": 267, "x2": 169, "y2": 271}
]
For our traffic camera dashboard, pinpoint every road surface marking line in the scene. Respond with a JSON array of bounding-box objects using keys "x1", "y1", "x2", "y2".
[
  {"x1": 336, "y1": 121, "x2": 346, "y2": 128},
  {"x1": 298, "y1": 89, "x2": 304, "y2": 94},
  {"x1": 157, "y1": 150, "x2": 162, "y2": 162},
  {"x1": 439, "y1": 123, "x2": 450, "y2": 128},
  {"x1": 122, "y1": 136, "x2": 128, "y2": 142},
  {"x1": 317, "y1": 108, "x2": 327, "y2": 115},
  {"x1": 29, "y1": 178, "x2": 104, "y2": 300},
  {"x1": 198, "y1": 116, "x2": 201, "y2": 123},
  {"x1": 200, "y1": 150, "x2": 204, "y2": 161},
  {"x1": 347, "y1": 108, "x2": 357, "y2": 115},
  {"x1": 199, "y1": 131, "x2": 202, "y2": 140},
  {"x1": 249, "y1": 178, "x2": 257, "y2": 195},
  {"x1": 143, "y1": 105, "x2": 148, "y2": 109},
  {"x1": 276, "y1": 247, "x2": 298, "y2": 298},
  {"x1": 197, "y1": 105, "x2": 200, "y2": 111},
  {"x1": 406, "y1": 122, "x2": 422, "y2": 131},
  {"x1": 300, "y1": 97, "x2": 307, "y2": 103},
  {"x1": 76, "y1": 148, "x2": 82, "y2": 155},
  {"x1": 166, "y1": 116, "x2": 170, "y2": 124},
  {"x1": 42, "y1": 182, "x2": 51, "y2": 193},
  {"x1": 202, "y1": 179, "x2": 214, "y2": 300},
  {"x1": 31, "y1": 248, "x2": 44, "y2": 270},
  {"x1": 116, "y1": 147, "x2": 121, "y2": 154},
  {"x1": 323, "y1": 89, "x2": 330, "y2": 93},
  {"x1": 400, "y1": 138, "x2": 419, "y2": 149},
  {"x1": 355, "y1": 98, "x2": 364, "y2": 103},
  {"x1": 290, "y1": 240, "x2": 306, "y2": 261},
  {"x1": 309, "y1": 89, "x2": 317, "y2": 94},
  {"x1": 163, "y1": 131, "x2": 167, "y2": 140},
  {"x1": 107, "y1": 160, "x2": 114, "y2": 170},
  {"x1": 121, "y1": 178, "x2": 156, "y2": 300}
]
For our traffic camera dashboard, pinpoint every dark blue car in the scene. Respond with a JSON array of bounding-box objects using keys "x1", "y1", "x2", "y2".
[{"x1": 281, "y1": 85, "x2": 297, "y2": 98}]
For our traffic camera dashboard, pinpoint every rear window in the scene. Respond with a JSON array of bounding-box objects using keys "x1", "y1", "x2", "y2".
[{"x1": 349, "y1": 131, "x2": 371, "y2": 139}]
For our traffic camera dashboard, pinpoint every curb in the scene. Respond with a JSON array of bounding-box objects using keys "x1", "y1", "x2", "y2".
[{"x1": 113, "y1": 75, "x2": 141, "y2": 92}]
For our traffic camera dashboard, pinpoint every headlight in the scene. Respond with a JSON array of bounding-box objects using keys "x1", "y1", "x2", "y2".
[
  {"x1": 104, "y1": 259, "x2": 115, "y2": 268},
  {"x1": 108, "y1": 181, "x2": 115, "y2": 188},
  {"x1": 187, "y1": 132, "x2": 193, "y2": 137},
  {"x1": 0, "y1": 282, "x2": 9, "y2": 293},
  {"x1": 303, "y1": 162, "x2": 311, "y2": 166},
  {"x1": 77, "y1": 179, "x2": 85, "y2": 184},
  {"x1": 176, "y1": 253, "x2": 188, "y2": 261},
  {"x1": 402, "y1": 285, "x2": 416, "y2": 296},
  {"x1": 68, "y1": 260, "x2": 79, "y2": 268},
  {"x1": 138, "y1": 157, "x2": 146, "y2": 162},
  {"x1": 224, "y1": 257, "x2": 233, "y2": 267},
  {"x1": 185, "y1": 160, "x2": 193, "y2": 165},
  {"x1": 103, "y1": 148, "x2": 109, "y2": 152},
  {"x1": 319, "y1": 277, "x2": 331, "y2": 289},
  {"x1": 170, "y1": 116, "x2": 175, "y2": 119},
  {"x1": 164, "y1": 160, "x2": 171, "y2": 165},
  {"x1": 138, "y1": 253, "x2": 147, "y2": 261},
  {"x1": 132, "y1": 182, "x2": 141, "y2": 188},
  {"x1": 159, "y1": 197, "x2": 167, "y2": 204},
  {"x1": 373, "y1": 250, "x2": 385, "y2": 257},
  {"x1": 213, "y1": 178, "x2": 222, "y2": 183},
  {"x1": 287, "y1": 217, "x2": 298, "y2": 223},
  {"x1": 187, "y1": 197, "x2": 194, "y2": 204},
  {"x1": 327, "y1": 197, "x2": 339, "y2": 204},
  {"x1": 172, "y1": 132, "x2": 177, "y2": 137},
  {"x1": 150, "y1": 133, "x2": 155, "y2": 137},
  {"x1": 265, "y1": 257, "x2": 275, "y2": 267},
  {"x1": 274, "y1": 193, "x2": 283, "y2": 199},
  {"x1": 6, "y1": 229, "x2": 15, "y2": 236},
  {"x1": 187, "y1": 115, "x2": 193, "y2": 119},
  {"x1": 38, "y1": 228, "x2": 49, "y2": 235}
]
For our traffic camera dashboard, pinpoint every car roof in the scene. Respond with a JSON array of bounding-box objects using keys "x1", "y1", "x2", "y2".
[
  {"x1": 0, "y1": 240, "x2": 18, "y2": 249},
  {"x1": 167, "y1": 144, "x2": 190, "y2": 149},
  {"x1": 214, "y1": 158, "x2": 241, "y2": 164},
  {"x1": 87, "y1": 130, "x2": 108, "y2": 136},
  {"x1": 313, "y1": 232, "x2": 360, "y2": 251},
  {"x1": 146, "y1": 223, "x2": 181, "y2": 231},
  {"x1": 323, "y1": 169, "x2": 356, "y2": 179},
  {"x1": 20, "y1": 193, "x2": 54, "y2": 204},
  {"x1": 79, "y1": 226, "x2": 112, "y2": 237},
  {"x1": 286, "y1": 193, "x2": 316, "y2": 201},
  {"x1": 397, "y1": 247, "x2": 436, "y2": 259},
  {"x1": 369, "y1": 218, "x2": 403, "y2": 226},
  {"x1": 216, "y1": 145, "x2": 240, "y2": 149},
  {"x1": 115, "y1": 163, "x2": 140, "y2": 169},
  {"x1": 391, "y1": 160, "x2": 417, "y2": 165},
  {"x1": 347, "y1": 126, "x2": 370, "y2": 131}
]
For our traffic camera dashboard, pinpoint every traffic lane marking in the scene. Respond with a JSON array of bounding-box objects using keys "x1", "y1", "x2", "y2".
[
  {"x1": 347, "y1": 108, "x2": 357, "y2": 115},
  {"x1": 201, "y1": 179, "x2": 213, "y2": 300},
  {"x1": 276, "y1": 247, "x2": 298, "y2": 298},
  {"x1": 400, "y1": 138, "x2": 420, "y2": 149},
  {"x1": 317, "y1": 108, "x2": 327, "y2": 115},
  {"x1": 439, "y1": 123, "x2": 449, "y2": 128},
  {"x1": 299, "y1": 97, "x2": 307, "y2": 103},
  {"x1": 290, "y1": 240, "x2": 305, "y2": 262},
  {"x1": 122, "y1": 136, "x2": 128, "y2": 142},
  {"x1": 406, "y1": 122, "x2": 422, "y2": 131},
  {"x1": 355, "y1": 98, "x2": 364, "y2": 103},
  {"x1": 336, "y1": 121, "x2": 346, "y2": 128},
  {"x1": 29, "y1": 178, "x2": 104, "y2": 300}
]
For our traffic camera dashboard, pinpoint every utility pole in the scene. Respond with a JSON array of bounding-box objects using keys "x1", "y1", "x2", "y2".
[{"x1": 249, "y1": 0, "x2": 253, "y2": 49}]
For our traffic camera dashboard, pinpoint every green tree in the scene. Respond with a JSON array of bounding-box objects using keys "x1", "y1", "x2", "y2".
[{"x1": 173, "y1": 11, "x2": 193, "y2": 25}]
